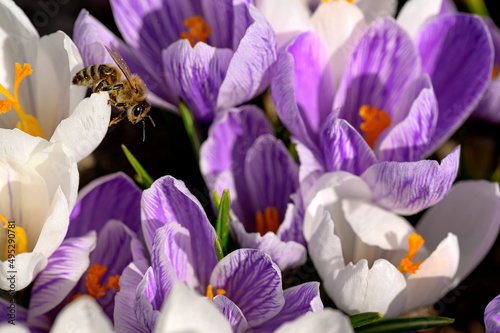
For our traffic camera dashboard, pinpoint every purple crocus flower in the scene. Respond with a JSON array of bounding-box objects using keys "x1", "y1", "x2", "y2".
[
  {"x1": 485, "y1": 294, "x2": 500, "y2": 333},
  {"x1": 24, "y1": 173, "x2": 145, "y2": 331},
  {"x1": 114, "y1": 176, "x2": 322, "y2": 332},
  {"x1": 199, "y1": 106, "x2": 306, "y2": 270},
  {"x1": 73, "y1": 0, "x2": 276, "y2": 125},
  {"x1": 272, "y1": 15, "x2": 492, "y2": 214}
]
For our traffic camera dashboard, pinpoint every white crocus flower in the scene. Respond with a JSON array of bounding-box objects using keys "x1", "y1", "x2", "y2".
[
  {"x1": 274, "y1": 308, "x2": 354, "y2": 333},
  {"x1": 51, "y1": 296, "x2": 113, "y2": 333},
  {"x1": 397, "y1": 0, "x2": 456, "y2": 38},
  {"x1": 0, "y1": 129, "x2": 78, "y2": 291},
  {"x1": 304, "y1": 171, "x2": 500, "y2": 317},
  {"x1": 0, "y1": 0, "x2": 110, "y2": 162},
  {"x1": 255, "y1": 0, "x2": 396, "y2": 85}
]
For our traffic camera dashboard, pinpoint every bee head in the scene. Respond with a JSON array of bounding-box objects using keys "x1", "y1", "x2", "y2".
[{"x1": 131, "y1": 101, "x2": 151, "y2": 124}]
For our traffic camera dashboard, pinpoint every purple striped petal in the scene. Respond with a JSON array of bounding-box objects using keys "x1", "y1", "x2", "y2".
[
  {"x1": 416, "y1": 14, "x2": 493, "y2": 155},
  {"x1": 361, "y1": 146, "x2": 460, "y2": 215},
  {"x1": 250, "y1": 282, "x2": 323, "y2": 332},
  {"x1": 114, "y1": 264, "x2": 149, "y2": 333},
  {"x1": 485, "y1": 294, "x2": 500, "y2": 333},
  {"x1": 141, "y1": 176, "x2": 218, "y2": 287},
  {"x1": 217, "y1": 3, "x2": 276, "y2": 109},
  {"x1": 296, "y1": 142, "x2": 325, "y2": 197},
  {"x1": 135, "y1": 268, "x2": 160, "y2": 332},
  {"x1": 149, "y1": 225, "x2": 178, "y2": 300},
  {"x1": 335, "y1": 18, "x2": 421, "y2": 131},
  {"x1": 213, "y1": 295, "x2": 249, "y2": 333},
  {"x1": 378, "y1": 82, "x2": 438, "y2": 162},
  {"x1": 163, "y1": 40, "x2": 233, "y2": 123},
  {"x1": 320, "y1": 116, "x2": 377, "y2": 175},
  {"x1": 231, "y1": 218, "x2": 307, "y2": 271},
  {"x1": 200, "y1": 106, "x2": 273, "y2": 204},
  {"x1": 68, "y1": 172, "x2": 142, "y2": 237},
  {"x1": 28, "y1": 232, "x2": 96, "y2": 321},
  {"x1": 277, "y1": 196, "x2": 306, "y2": 246},
  {"x1": 210, "y1": 249, "x2": 284, "y2": 327},
  {"x1": 243, "y1": 135, "x2": 299, "y2": 230}
]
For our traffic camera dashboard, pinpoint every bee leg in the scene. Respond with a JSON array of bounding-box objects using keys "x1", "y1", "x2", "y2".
[
  {"x1": 109, "y1": 111, "x2": 126, "y2": 127},
  {"x1": 93, "y1": 79, "x2": 108, "y2": 93}
]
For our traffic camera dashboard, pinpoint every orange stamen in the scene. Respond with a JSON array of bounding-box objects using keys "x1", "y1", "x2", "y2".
[
  {"x1": 398, "y1": 233, "x2": 425, "y2": 274},
  {"x1": 359, "y1": 105, "x2": 391, "y2": 149},
  {"x1": 180, "y1": 16, "x2": 211, "y2": 47},
  {"x1": 206, "y1": 285, "x2": 226, "y2": 303},
  {"x1": 255, "y1": 207, "x2": 280, "y2": 236},
  {"x1": 84, "y1": 264, "x2": 120, "y2": 299},
  {"x1": 492, "y1": 63, "x2": 499, "y2": 79}
]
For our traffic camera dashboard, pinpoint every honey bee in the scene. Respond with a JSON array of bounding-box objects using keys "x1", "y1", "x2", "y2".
[{"x1": 72, "y1": 43, "x2": 154, "y2": 129}]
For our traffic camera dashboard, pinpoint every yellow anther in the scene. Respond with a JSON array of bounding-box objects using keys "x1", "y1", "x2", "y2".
[
  {"x1": 398, "y1": 233, "x2": 425, "y2": 274},
  {"x1": 359, "y1": 105, "x2": 391, "y2": 149},
  {"x1": 206, "y1": 285, "x2": 226, "y2": 303},
  {"x1": 180, "y1": 16, "x2": 211, "y2": 47},
  {"x1": 1, "y1": 211, "x2": 28, "y2": 260},
  {"x1": 255, "y1": 207, "x2": 280, "y2": 236},
  {"x1": 84, "y1": 264, "x2": 120, "y2": 299},
  {"x1": 0, "y1": 63, "x2": 44, "y2": 138}
]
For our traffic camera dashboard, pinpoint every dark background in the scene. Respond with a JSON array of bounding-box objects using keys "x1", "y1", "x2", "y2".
[{"x1": 12, "y1": 1, "x2": 500, "y2": 332}]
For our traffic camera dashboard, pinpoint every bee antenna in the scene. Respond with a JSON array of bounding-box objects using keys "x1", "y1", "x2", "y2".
[{"x1": 147, "y1": 115, "x2": 156, "y2": 127}]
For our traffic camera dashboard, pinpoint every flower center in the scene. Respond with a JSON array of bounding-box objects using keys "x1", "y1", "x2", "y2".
[
  {"x1": 359, "y1": 105, "x2": 391, "y2": 149},
  {"x1": 72, "y1": 264, "x2": 120, "y2": 301},
  {"x1": 398, "y1": 233, "x2": 425, "y2": 274},
  {"x1": 0, "y1": 211, "x2": 28, "y2": 260},
  {"x1": 180, "y1": 16, "x2": 212, "y2": 47},
  {"x1": 206, "y1": 284, "x2": 226, "y2": 303},
  {"x1": 492, "y1": 63, "x2": 499, "y2": 79},
  {"x1": 255, "y1": 207, "x2": 280, "y2": 236},
  {"x1": 0, "y1": 63, "x2": 44, "y2": 138}
]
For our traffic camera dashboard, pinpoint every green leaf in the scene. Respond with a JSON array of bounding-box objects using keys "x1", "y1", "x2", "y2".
[
  {"x1": 215, "y1": 189, "x2": 231, "y2": 254},
  {"x1": 214, "y1": 237, "x2": 224, "y2": 261},
  {"x1": 354, "y1": 316, "x2": 454, "y2": 333},
  {"x1": 179, "y1": 100, "x2": 202, "y2": 161},
  {"x1": 463, "y1": 0, "x2": 490, "y2": 16},
  {"x1": 212, "y1": 190, "x2": 221, "y2": 210},
  {"x1": 349, "y1": 313, "x2": 382, "y2": 328},
  {"x1": 121, "y1": 144, "x2": 154, "y2": 188}
]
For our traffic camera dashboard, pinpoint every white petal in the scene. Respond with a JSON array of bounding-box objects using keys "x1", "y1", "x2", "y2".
[
  {"x1": 404, "y1": 233, "x2": 459, "y2": 313},
  {"x1": 0, "y1": 252, "x2": 47, "y2": 291},
  {"x1": 274, "y1": 308, "x2": 354, "y2": 333},
  {"x1": 51, "y1": 93, "x2": 111, "y2": 162},
  {"x1": 397, "y1": 0, "x2": 444, "y2": 39},
  {"x1": 51, "y1": 296, "x2": 113, "y2": 333},
  {"x1": 416, "y1": 181, "x2": 500, "y2": 287},
  {"x1": 254, "y1": 0, "x2": 314, "y2": 48},
  {"x1": 154, "y1": 283, "x2": 232, "y2": 333},
  {"x1": 0, "y1": 128, "x2": 47, "y2": 164},
  {"x1": 355, "y1": 0, "x2": 398, "y2": 24},
  {"x1": 327, "y1": 259, "x2": 407, "y2": 317},
  {"x1": 310, "y1": 1, "x2": 367, "y2": 85},
  {"x1": 0, "y1": 324, "x2": 30, "y2": 332}
]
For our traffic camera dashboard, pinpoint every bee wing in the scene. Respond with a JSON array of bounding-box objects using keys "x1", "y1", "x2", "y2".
[{"x1": 105, "y1": 43, "x2": 136, "y2": 91}]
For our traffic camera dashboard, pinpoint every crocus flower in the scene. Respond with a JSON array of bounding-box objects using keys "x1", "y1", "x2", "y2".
[
  {"x1": 272, "y1": 15, "x2": 491, "y2": 199},
  {"x1": 73, "y1": 0, "x2": 276, "y2": 125},
  {"x1": 116, "y1": 176, "x2": 323, "y2": 332},
  {"x1": 303, "y1": 171, "x2": 500, "y2": 317},
  {"x1": 485, "y1": 294, "x2": 500, "y2": 333},
  {"x1": 0, "y1": 129, "x2": 78, "y2": 291},
  {"x1": 200, "y1": 106, "x2": 306, "y2": 270},
  {"x1": 274, "y1": 308, "x2": 354, "y2": 333},
  {"x1": 24, "y1": 173, "x2": 145, "y2": 331},
  {"x1": 0, "y1": 0, "x2": 110, "y2": 162}
]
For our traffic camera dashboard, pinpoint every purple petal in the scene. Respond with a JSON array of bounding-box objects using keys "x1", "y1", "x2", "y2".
[
  {"x1": 485, "y1": 294, "x2": 500, "y2": 333},
  {"x1": 201, "y1": 0, "x2": 234, "y2": 48},
  {"x1": 296, "y1": 142, "x2": 325, "y2": 197},
  {"x1": 210, "y1": 249, "x2": 284, "y2": 327},
  {"x1": 213, "y1": 295, "x2": 249, "y2": 333},
  {"x1": 271, "y1": 35, "x2": 324, "y2": 151},
  {"x1": 335, "y1": 18, "x2": 421, "y2": 131},
  {"x1": 320, "y1": 116, "x2": 377, "y2": 175},
  {"x1": 135, "y1": 268, "x2": 160, "y2": 332},
  {"x1": 114, "y1": 264, "x2": 149, "y2": 333},
  {"x1": 163, "y1": 40, "x2": 233, "y2": 123},
  {"x1": 250, "y1": 282, "x2": 323, "y2": 332},
  {"x1": 378, "y1": 80, "x2": 438, "y2": 162},
  {"x1": 68, "y1": 172, "x2": 142, "y2": 237},
  {"x1": 28, "y1": 232, "x2": 96, "y2": 321},
  {"x1": 200, "y1": 105, "x2": 273, "y2": 197},
  {"x1": 217, "y1": 3, "x2": 277, "y2": 109},
  {"x1": 277, "y1": 196, "x2": 306, "y2": 246},
  {"x1": 440, "y1": 0, "x2": 457, "y2": 14},
  {"x1": 231, "y1": 218, "x2": 307, "y2": 271},
  {"x1": 149, "y1": 226, "x2": 178, "y2": 300},
  {"x1": 416, "y1": 14, "x2": 493, "y2": 155},
  {"x1": 361, "y1": 146, "x2": 460, "y2": 215},
  {"x1": 141, "y1": 176, "x2": 218, "y2": 287},
  {"x1": 244, "y1": 135, "x2": 299, "y2": 229}
]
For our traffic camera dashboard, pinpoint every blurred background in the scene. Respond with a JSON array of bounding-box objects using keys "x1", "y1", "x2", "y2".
[{"x1": 12, "y1": 0, "x2": 500, "y2": 332}]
